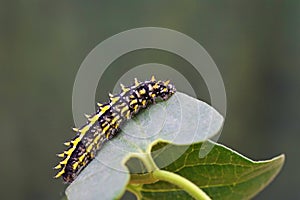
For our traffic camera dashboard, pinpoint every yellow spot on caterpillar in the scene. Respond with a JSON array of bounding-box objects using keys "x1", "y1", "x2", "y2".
[
  {"x1": 103, "y1": 124, "x2": 110, "y2": 133},
  {"x1": 72, "y1": 162, "x2": 79, "y2": 170},
  {"x1": 142, "y1": 100, "x2": 147, "y2": 106},
  {"x1": 72, "y1": 137, "x2": 81, "y2": 146},
  {"x1": 151, "y1": 93, "x2": 156, "y2": 98},
  {"x1": 101, "y1": 121, "x2": 108, "y2": 127},
  {"x1": 125, "y1": 111, "x2": 130, "y2": 119},
  {"x1": 63, "y1": 150, "x2": 73, "y2": 159},
  {"x1": 72, "y1": 127, "x2": 79, "y2": 132},
  {"x1": 54, "y1": 169, "x2": 65, "y2": 178},
  {"x1": 86, "y1": 143, "x2": 93, "y2": 153},
  {"x1": 115, "y1": 123, "x2": 120, "y2": 129},
  {"x1": 151, "y1": 75, "x2": 156, "y2": 82},
  {"x1": 96, "y1": 142, "x2": 101, "y2": 150},
  {"x1": 78, "y1": 153, "x2": 86, "y2": 162},
  {"x1": 97, "y1": 103, "x2": 103, "y2": 107},
  {"x1": 79, "y1": 125, "x2": 90, "y2": 135},
  {"x1": 64, "y1": 141, "x2": 71, "y2": 146},
  {"x1": 134, "y1": 78, "x2": 139, "y2": 86},
  {"x1": 134, "y1": 104, "x2": 139, "y2": 112},
  {"x1": 93, "y1": 134, "x2": 101, "y2": 144},
  {"x1": 54, "y1": 164, "x2": 61, "y2": 169},
  {"x1": 119, "y1": 102, "x2": 127, "y2": 107},
  {"x1": 90, "y1": 152, "x2": 95, "y2": 158},
  {"x1": 121, "y1": 106, "x2": 129, "y2": 115},
  {"x1": 60, "y1": 156, "x2": 70, "y2": 165},
  {"x1": 100, "y1": 105, "x2": 110, "y2": 114},
  {"x1": 120, "y1": 83, "x2": 125, "y2": 89},
  {"x1": 120, "y1": 84, "x2": 130, "y2": 92},
  {"x1": 139, "y1": 88, "x2": 146, "y2": 95},
  {"x1": 57, "y1": 152, "x2": 65, "y2": 158},
  {"x1": 89, "y1": 113, "x2": 100, "y2": 123},
  {"x1": 134, "y1": 90, "x2": 141, "y2": 98},
  {"x1": 129, "y1": 99, "x2": 138, "y2": 106},
  {"x1": 153, "y1": 83, "x2": 159, "y2": 89},
  {"x1": 110, "y1": 96, "x2": 120, "y2": 104},
  {"x1": 111, "y1": 115, "x2": 120, "y2": 125},
  {"x1": 164, "y1": 80, "x2": 170, "y2": 86}
]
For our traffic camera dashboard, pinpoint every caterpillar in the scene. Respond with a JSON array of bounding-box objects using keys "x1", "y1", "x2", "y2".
[{"x1": 54, "y1": 76, "x2": 176, "y2": 183}]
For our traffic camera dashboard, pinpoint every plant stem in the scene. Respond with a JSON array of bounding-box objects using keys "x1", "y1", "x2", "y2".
[
  {"x1": 132, "y1": 152, "x2": 158, "y2": 172},
  {"x1": 152, "y1": 170, "x2": 211, "y2": 200},
  {"x1": 130, "y1": 173, "x2": 158, "y2": 184},
  {"x1": 129, "y1": 152, "x2": 211, "y2": 199},
  {"x1": 126, "y1": 184, "x2": 142, "y2": 200}
]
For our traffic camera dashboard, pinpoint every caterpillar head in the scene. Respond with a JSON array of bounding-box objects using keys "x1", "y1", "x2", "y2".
[{"x1": 158, "y1": 80, "x2": 176, "y2": 100}]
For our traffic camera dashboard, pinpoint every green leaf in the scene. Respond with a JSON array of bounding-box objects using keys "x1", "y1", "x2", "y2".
[
  {"x1": 65, "y1": 92, "x2": 224, "y2": 200},
  {"x1": 131, "y1": 141, "x2": 284, "y2": 200}
]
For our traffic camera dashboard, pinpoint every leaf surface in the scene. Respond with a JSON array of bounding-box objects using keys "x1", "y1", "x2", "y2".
[
  {"x1": 66, "y1": 92, "x2": 224, "y2": 200},
  {"x1": 134, "y1": 141, "x2": 284, "y2": 200}
]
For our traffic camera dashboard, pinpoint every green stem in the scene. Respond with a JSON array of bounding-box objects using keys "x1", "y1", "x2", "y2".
[
  {"x1": 128, "y1": 152, "x2": 211, "y2": 200},
  {"x1": 130, "y1": 173, "x2": 158, "y2": 184},
  {"x1": 152, "y1": 170, "x2": 211, "y2": 200},
  {"x1": 131, "y1": 152, "x2": 158, "y2": 172},
  {"x1": 126, "y1": 184, "x2": 142, "y2": 200}
]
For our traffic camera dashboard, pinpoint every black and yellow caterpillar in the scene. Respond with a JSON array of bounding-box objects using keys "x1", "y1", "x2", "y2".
[{"x1": 54, "y1": 76, "x2": 176, "y2": 183}]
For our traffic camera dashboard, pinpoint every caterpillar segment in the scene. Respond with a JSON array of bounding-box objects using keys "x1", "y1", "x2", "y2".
[{"x1": 54, "y1": 77, "x2": 176, "y2": 183}]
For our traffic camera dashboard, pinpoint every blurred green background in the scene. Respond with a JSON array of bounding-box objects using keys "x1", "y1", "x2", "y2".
[{"x1": 1, "y1": 1, "x2": 299, "y2": 199}]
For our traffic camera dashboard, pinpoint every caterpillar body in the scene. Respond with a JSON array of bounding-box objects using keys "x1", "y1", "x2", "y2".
[{"x1": 54, "y1": 76, "x2": 176, "y2": 183}]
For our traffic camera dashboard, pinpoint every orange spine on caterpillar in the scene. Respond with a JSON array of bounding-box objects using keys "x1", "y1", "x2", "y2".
[{"x1": 54, "y1": 76, "x2": 176, "y2": 183}]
